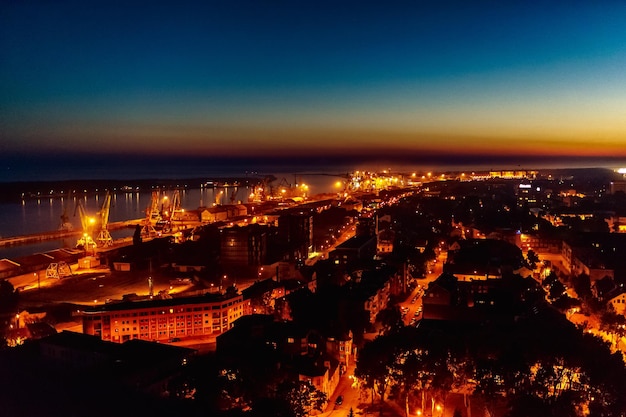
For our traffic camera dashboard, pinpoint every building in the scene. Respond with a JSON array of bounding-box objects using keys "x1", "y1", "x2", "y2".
[
  {"x1": 278, "y1": 212, "x2": 313, "y2": 262},
  {"x1": 422, "y1": 272, "x2": 541, "y2": 322},
  {"x1": 359, "y1": 278, "x2": 392, "y2": 325},
  {"x1": 515, "y1": 181, "x2": 547, "y2": 208},
  {"x1": 609, "y1": 180, "x2": 626, "y2": 195},
  {"x1": 608, "y1": 290, "x2": 626, "y2": 316},
  {"x1": 560, "y1": 234, "x2": 626, "y2": 283},
  {"x1": 241, "y1": 278, "x2": 288, "y2": 315},
  {"x1": 489, "y1": 170, "x2": 537, "y2": 179},
  {"x1": 219, "y1": 223, "x2": 268, "y2": 266},
  {"x1": 0, "y1": 258, "x2": 20, "y2": 279},
  {"x1": 377, "y1": 228, "x2": 395, "y2": 254},
  {"x1": 519, "y1": 232, "x2": 562, "y2": 254},
  {"x1": 607, "y1": 211, "x2": 626, "y2": 233},
  {"x1": 199, "y1": 206, "x2": 229, "y2": 223},
  {"x1": 348, "y1": 267, "x2": 398, "y2": 324},
  {"x1": 329, "y1": 235, "x2": 377, "y2": 266},
  {"x1": 445, "y1": 238, "x2": 525, "y2": 277},
  {"x1": 39, "y1": 330, "x2": 196, "y2": 396},
  {"x1": 445, "y1": 263, "x2": 503, "y2": 282},
  {"x1": 80, "y1": 292, "x2": 244, "y2": 343}
]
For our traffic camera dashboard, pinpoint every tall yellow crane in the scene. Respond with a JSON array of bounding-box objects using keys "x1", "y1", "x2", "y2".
[
  {"x1": 96, "y1": 191, "x2": 113, "y2": 246},
  {"x1": 157, "y1": 189, "x2": 183, "y2": 232},
  {"x1": 141, "y1": 191, "x2": 160, "y2": 237},
  {"x1": 74, "y1": 199, "x2": 95, "y2": 249},
  {"x1": 169, "y1": 189, "x2": 183, "y2": 222}
]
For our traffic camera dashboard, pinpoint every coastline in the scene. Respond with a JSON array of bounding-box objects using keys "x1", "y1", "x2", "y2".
[{"x1": 0, "y1": 175, "x2": 274, "y2": 204}]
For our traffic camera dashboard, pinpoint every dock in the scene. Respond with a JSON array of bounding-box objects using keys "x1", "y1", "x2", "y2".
[{"x1": 0, "y1": 220, "x2": 139, "y2": 248}]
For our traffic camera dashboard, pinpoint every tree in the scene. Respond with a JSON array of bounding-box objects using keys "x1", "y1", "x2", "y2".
[
  {"x1": 392, "y1": 347, "x2": 436, "y2": 417},
  {"x1": 279, "y1": 380, "x2": 327, "y2": 417},
  {"x1": 600, "y1": 310, "x2": 626, "y2": 349},
  {"x1": 355, "y1": 336, "x2": 396, "y2": 405},
  {"x1": 375, "y1": 305, "x2": 403, "y2": 335},
  {"x1": 0, "y1": 280, "x2": 18, "y2": 313},
  {"x1": 525, "y1": 249, "x2": 540, "y2": 270},
  {"x1": 542, "y1": 270, "x2": 559, "y2": 288},
  {"x1": 473, "y1": 358, "x2": 505, "y2": 417},
  {"x1": 571, "y1": 273, "x2": 591, "y2": 300},
  {"x1": 447, "y1": 350, "x2": 475, "y2": 417},
  {"x1": 551, "y1": 295, "x2": 580, "y2": 314},
  {"x1": 548, "y1": 280, "x2": 566, "y2": 301}
]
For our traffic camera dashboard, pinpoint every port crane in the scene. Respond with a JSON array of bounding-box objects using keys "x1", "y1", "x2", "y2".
[
  {"x1": 215, "y1": 189, "x2": 224, "y2": 206},
  {"x1": 249, "y1": 178, "x2": 269, "y2": 203},
  {"x1": 156, "y1": 189, "x2": 183, "y2": 232},
  {"x1": 74, "y1": 198, "x2": 95, "y2": 249},
  {"x1": 141, "y1": 191, "x2": 161, "y2": 238},
  {"x1": 168, "y1": 189, "x2": 183, "y2": 222},
  {"x1": 58, "y1": 191, "x2": 74, "y2": 231},
  {"x1": 96, "y1": 191, "x2": 113, "y2": 247}
]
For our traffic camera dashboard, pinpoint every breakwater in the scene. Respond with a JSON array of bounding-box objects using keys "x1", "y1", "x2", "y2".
[{"x1": 0, "y1": 220, "x2": 137, "y2": 248}]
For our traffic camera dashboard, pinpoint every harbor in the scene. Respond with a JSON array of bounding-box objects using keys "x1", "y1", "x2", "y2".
[{"x1": 0, "y1": 220, "x2": 137, "y2": 248}]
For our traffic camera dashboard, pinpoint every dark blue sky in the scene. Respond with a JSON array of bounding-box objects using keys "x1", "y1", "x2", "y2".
[{"x1": 2, "y1": 1, "x2": 626, "y2": 177}]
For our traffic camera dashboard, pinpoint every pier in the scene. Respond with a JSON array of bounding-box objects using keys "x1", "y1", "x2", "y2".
[{"x1": 0, "y1": 220, "x2": 138, "y2": 248}]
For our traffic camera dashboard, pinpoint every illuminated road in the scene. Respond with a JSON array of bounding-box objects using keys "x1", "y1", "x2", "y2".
[
  {"x1": 401, "y1": 249, "x2": 446, "y2": 326},
  {"x1": 319, "y1": 360, "x2": 405, "y2": 417}
]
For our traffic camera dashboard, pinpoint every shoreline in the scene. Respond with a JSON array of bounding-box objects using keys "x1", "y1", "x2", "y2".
[{"x1": 0, "y1": 175, "x2": 274, "y2": 204}]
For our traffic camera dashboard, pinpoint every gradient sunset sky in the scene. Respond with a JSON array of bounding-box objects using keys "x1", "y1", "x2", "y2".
[{"x1": 2, "y1": 1, "x2": 626, "y2": 174}]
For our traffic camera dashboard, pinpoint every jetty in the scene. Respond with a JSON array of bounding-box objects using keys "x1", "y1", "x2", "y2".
[{"x1": 0, "y1": 220, "x2": 138, "y2": 248}]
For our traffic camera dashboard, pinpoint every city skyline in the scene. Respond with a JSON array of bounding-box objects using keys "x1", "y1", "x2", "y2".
[{"x1": 2, "y1": 1, "x2": 626, "y2": 175}]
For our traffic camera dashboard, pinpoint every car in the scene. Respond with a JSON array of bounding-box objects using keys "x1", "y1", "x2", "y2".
[{"x1": 335, "y1": 395, "x2": 343, "y2": 405}]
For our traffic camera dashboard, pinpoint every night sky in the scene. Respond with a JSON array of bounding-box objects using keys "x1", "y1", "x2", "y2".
[{"x1": 2, "y1": 1, "x2": 626, "y2": 176}]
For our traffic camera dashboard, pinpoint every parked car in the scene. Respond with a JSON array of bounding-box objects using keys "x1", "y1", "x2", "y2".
[{"x1": 335, "y1": 395, "x2": 343, "y2": 405}]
